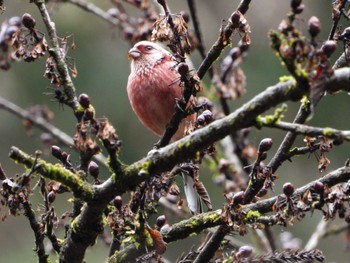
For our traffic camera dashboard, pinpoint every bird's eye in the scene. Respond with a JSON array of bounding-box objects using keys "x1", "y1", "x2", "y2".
[{"x1": 145, "y1": 45, "x2": 153, "y2": 51}]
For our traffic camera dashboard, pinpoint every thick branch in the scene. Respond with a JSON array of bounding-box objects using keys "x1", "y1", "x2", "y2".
[
  {"x1": 15, "y1": 67, "x2": 350, "y2": 263},
  {"x1": 162, "y1": 165, "x2": 350, "y2": 242},
  {"x1": 9, "y1": 146, "x2": 93, "y2": 200}
]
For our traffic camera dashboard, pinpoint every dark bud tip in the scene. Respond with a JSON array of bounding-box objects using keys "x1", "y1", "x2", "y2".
[
  {"x1": 47, "y1": 191, "x2": 56, "y2": 203},
  {"x1": 313, "y1": 181, "x2": 324, "y2": 194},
  {"x1": 88, "y1": 161, "x2": 99, "y2": 178},
  {"x1": 196, "y1": 115, "x2": 206, "y2": 125},
  {"x1": 283, "y1": 182, "x2": 295, "y2": 196},
  {"x1": 292, "y1": 3, "x2": 304, "y2": 14},
  {"x1": 79, "y1": 93, "x2": 90, "y2": 109},
  {"x1": 321, "y1": 40, "x2": 337, "y2": 58},
  {"x1": 230, "y1": 11, "x2": 241, "y2": 26},
  {"x1": 51, "y1": 145, "x2": 62, "y2": 159},
  {"x1": 156, "y1": 215, "x2": 166, "y2": 228},
  {"x1": 113, "y1": 196, "x2": 123, "y2": 209},
  {"x1": 22, "y1": 13, "x2": 36, "y2": 29},
  {"x1": 232, "y1": 191, "x2": 245, "y2": 206},
  {"x1": 177, "y1": 62, "x2": 189, "y2": 76},
  {"x1": 291, "y1": 0, "x2": 302, "y2": 9},
  {"x1": 180, "y1": 11, "x2": 190, "y2": 23},
  {"x1": 258, "y1": 138, "x2": 273, "y2": 153},
  {"x1": 257, "y1": 187, "x2": 268, "y2": 197},
  {"x1": 308, "y1": 16, "x2": 321, "y2": 38},
  {"x1": 201, "y1": 109, "x2": 213, "y2": 123}
]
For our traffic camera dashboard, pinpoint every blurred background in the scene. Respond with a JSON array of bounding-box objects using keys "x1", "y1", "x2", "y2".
[{"x1": 0, "y1": 0, "x2": 349, "y2": 262}]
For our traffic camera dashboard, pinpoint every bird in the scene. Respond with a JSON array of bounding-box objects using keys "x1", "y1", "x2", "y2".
[
  {"x1": 127, "y1": 40, "x2": 195, "y2": 140},
  {"x1": 127, "y1": 41, "x2": 201, "y2": 213}
]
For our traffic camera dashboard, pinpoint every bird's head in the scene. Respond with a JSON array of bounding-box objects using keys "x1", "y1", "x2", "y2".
[{"x1": 128, "y1": 41, "x2": 172, "y2": 74}]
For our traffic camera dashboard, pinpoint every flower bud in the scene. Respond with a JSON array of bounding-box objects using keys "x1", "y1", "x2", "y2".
[
  {"x1": 156, "y1": 215, "x2": 166, "y2": 228},
  {"x1": 180, "y1": 11, "x2": 190, "y2": 23},
  {"x1": 257, "y1": 187, "x2": 268, "y2": 197},
  {"x1": 232, "y1": 191, "x2": 244, "y2": 206},
  {"x1": 177, "y1": 62, "x2": 189, "y2": 76},
  {"x1": 51, "y1": 145, "x2": 62, "y2": 159},
  {"x1": 88, "y1": 161, "x2": 99, "y2": 178},
  {"x1": 290, "y1": 0, "x2": 302, "y2": 9},
  {"x1": 47, "y1": 191, "x2": 56, "y2": 203},
  {"x1": 113, "y1": 196, "x2": 123, "y2": 209},
  {"x1": 283, "y1": 182, "x2": 294, "y2": 197},
  {"x1": 22, "y1": 13, "x2": 36, "y2": 29},
  {"x1": 201, "y1": 110, "x2": 213, "y2": 123},
  {"x1": 321, "y1": 40, "x2": 337, "y2": 58},
  {"x1": 313, "y1": 181, "x2": 324, "y2": 194},
  {"x1": 196, "y1": 115, "x2": 205, "y2": 125},
  {"x1": 79, "y1": 93, "x2": 90, "y2": 109},
  {"x1": 258, "y1": 138, "x2": 273, "y2": 153},
  {"x1": 292, "y1": 3, "x2": 304, "y2": 14},
  {"x1": 308, "y1": 16, "x2": 321, "y2": 38}
]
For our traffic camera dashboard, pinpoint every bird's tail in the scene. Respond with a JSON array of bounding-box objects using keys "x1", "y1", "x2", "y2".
[{"x1": 182, "y1": 173, "x2": 203, "y2": 214}]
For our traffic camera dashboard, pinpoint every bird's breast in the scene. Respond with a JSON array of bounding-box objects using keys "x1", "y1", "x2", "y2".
[{"x1": 127, "y1": 64, "x2": 182, "y2": 137}]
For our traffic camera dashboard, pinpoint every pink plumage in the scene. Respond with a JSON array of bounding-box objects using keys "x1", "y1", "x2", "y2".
[
  {"x1": 127, "y1": 41, "x2": 201, "y2": 213},
  {"x1": 127, "y1": 41, "x2": 194, "y2": 140}
]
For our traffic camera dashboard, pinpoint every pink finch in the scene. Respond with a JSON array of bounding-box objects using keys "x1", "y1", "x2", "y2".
[
  {"x1": 127, "y1": 41, "x2": 195, "y2": 140},
  {"x1": 127, "y1": 41, "x2": 201, "y2": 213}
]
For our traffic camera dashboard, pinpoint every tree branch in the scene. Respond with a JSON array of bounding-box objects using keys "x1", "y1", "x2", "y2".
[
  {"x1": 259, "y1": 120, "x2": 350, "y2": 141},
  {"x1": 9, "y1": 146, "x2": 94, "y2": 201},
  {"x1": 162, "y1": 165, "x2": 350, "y2": 242}
]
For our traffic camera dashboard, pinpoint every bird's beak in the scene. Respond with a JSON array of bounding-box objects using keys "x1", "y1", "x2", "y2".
[{"x1": 128, "y1": 48, "x2": 141, "y2": 60}]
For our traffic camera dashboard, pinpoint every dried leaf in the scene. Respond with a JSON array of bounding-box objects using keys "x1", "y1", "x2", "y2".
[
  {"x1": 318, "y1": 154, "x2": 330, "y2": 173},
  {"x1": 71, "y1": 62, "x2": 78, "y2": 78},
  {"x1": 152, "y1": 16, "x2": 172, "y2": 42},
  {"x1": 146, "y1": 226, "x2": 167, "y2": 254}
]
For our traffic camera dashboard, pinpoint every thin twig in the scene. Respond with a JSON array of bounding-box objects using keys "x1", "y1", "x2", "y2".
[
  {"x1": 66, "y1": 0, "x2": 122, "y2": 27},
  {"x1": 0, "y1": 96, "x2": 107, "y2": 165},
  {"x1": 22, "y1": 198, "x2": 49, "y2": 263},
  {"x1": 162, "y1": 165, "x2": 350, "y2": 243},
  {"x1": 187, "y1": 0, "x2": 206, "y2": 60},
  {"x1": 35, "y1": 1, "x2": 79, "y2": 111},
  {"x1": 260, "y1": 120, "x2": 350, "y2": 141},
  {"x1": 328, "y1": 0, "x2": 347, "y2": 40}
]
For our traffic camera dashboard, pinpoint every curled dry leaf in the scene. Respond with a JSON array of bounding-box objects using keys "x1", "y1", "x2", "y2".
[{"x1": 146, "y1": 226, "x2": 167, "y2": 254}]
